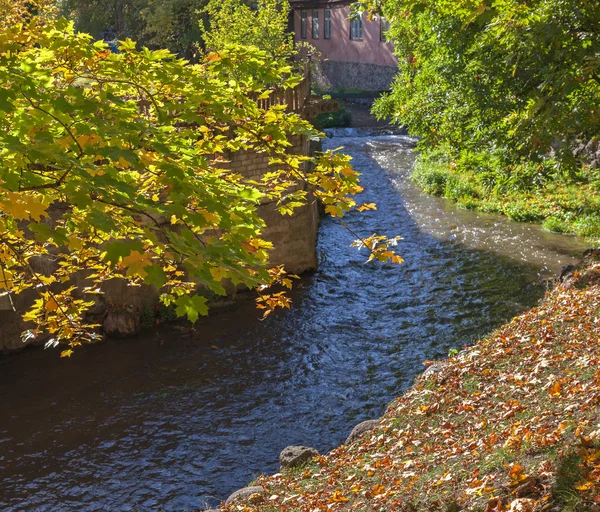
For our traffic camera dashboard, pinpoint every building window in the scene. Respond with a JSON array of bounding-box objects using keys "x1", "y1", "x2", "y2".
[
  {"x1": 324, "y1": 9, "x2": 331, "y2": 39},
  {"x1": 301, "y1": 10, "x2": 307, "y2": 39},
  {"x1": 380, "y1": 17, "x2": 390, "y2": 41},
  {"x1": 312, "y1": 10, "x2": 319, "y2": 39},
  {"x1": 350, "y1": 13, "x2": 362, "y2": 40}
]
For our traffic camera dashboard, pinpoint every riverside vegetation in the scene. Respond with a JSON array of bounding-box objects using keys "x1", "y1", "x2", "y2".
[
  {"x1": 3, "y1": 1, "x2": 599, "y2": 511},
  {"x1": 369, "y1": 0, "x2": 600, "y2": 243}
]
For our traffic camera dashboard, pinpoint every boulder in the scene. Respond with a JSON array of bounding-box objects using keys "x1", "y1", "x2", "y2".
[
  {"x1": 279, "y1": 445, "x2": 319, "y2": 469},
  {"x1": 345, "y1": 419, "x2": 380, "y2": 445},
  {"x1": 225, "y1": 486, "x2": 264, "y2": 504},
  {"x1": 103, "y1": 306, "x2": 141, "y2": 337}
]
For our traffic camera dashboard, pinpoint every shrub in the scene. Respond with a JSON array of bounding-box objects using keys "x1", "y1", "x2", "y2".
[
  {"x1": 444, "y1": 174, "x2": 480, "y2": 202},
  {"x1": 503, "y1": 201, "x2": 546, "y2": 223},
  {"x1": 542, "y1": 217, "x2": 569, "y2": 234},
  {"x1": 573, "y1": 215, "x2": 600, "y2": 238},
  {"x1": 313, "y1": 104, "x2": 352, "y2": 129},
  {"x1": 412, "y1": 160, "x2": 450, "y2": 196}
]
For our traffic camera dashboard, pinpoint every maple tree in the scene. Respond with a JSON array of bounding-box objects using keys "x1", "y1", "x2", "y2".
[{"x1": 0, "y1": 0, "x2": 401, "y2": 356}]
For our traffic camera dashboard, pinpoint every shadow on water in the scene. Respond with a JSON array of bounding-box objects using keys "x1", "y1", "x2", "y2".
[{"x1": 0, "y1": 136, "x2": 588, "y2": 511}]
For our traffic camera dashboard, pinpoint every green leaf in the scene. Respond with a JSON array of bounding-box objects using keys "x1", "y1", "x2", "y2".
[
  {"x1": 175, "y1": 294, "x2": 208, "y2": 323},
  {"x1": 102, "y1": 241, "x2": 142, "y2": 265},
  {"x1": 144, "y1": 265, "x2": 168, "y2": 289}
]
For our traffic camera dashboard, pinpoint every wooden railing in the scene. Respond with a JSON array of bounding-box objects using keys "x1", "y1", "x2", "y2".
[
  {"x1": 250, "y1": 60, "x2": 339, "y2": 119},
  {"x1": 253, "y1": 60, "x2": 312, "y2": 114}
]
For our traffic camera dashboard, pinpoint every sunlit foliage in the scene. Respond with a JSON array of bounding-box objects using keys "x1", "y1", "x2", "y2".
[
  {"x1": 0, "y1": 0, "x2": 401, "y2": 354},
  {"x1": 367, "y1": 0, "x2": 599, "y2": 225}
]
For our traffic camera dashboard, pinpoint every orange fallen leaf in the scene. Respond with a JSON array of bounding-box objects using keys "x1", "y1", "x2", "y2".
[{"x1": 330, "y1": 490, "x2": 349, "y2": 502}]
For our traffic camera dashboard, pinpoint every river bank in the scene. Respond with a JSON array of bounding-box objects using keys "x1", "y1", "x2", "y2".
[
  {"x1": 220, "y1": 249, "x2": 600, "y2": 512},
  {"x1": 411, "y1": 146, "x2": 600, "y2": 246}
]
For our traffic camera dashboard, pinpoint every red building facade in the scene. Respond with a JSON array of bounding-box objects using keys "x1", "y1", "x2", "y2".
[{"x1": 290, "y1": 0, "x2": 397, "y2": 91}]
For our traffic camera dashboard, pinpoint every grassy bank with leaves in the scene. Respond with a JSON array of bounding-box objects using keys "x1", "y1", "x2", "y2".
[
  {"x1": 223, "y1": 251, "x2": 600, "y2": 512},
  {"x1": 412, "y1": 149, "x2": 600, "y2": 245}
]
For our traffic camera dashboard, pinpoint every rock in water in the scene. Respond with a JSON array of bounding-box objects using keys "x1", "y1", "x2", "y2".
[
  {"x1": 103, "y1": 307, "x2": 141, "y2": 337},
  {"x1": 279, "y1": 445, "x2": 319, "y2": 469}
]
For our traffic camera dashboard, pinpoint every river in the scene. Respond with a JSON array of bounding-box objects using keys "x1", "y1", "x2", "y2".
[{"x1": 0, "y1": 134, "x2": 589, "y2": 511}]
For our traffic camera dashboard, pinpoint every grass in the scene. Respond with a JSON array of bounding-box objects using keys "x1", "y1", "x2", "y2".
[
  {"x1": 411, "y1": 150, "x2": 600, "y2": 245},
  {"x1": 221, "y1": 252, "x2": 600, "y2": 512}
]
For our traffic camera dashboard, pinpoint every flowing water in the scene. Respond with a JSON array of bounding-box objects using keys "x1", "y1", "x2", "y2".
[{"x1": 0, "y1": 135, "x2": 589, "y2": 511}]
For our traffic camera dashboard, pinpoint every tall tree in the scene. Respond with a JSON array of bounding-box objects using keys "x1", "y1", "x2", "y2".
[
  {"x1": 58, "y1": 0, "x2": 147, "y2": 41},
  {"x1": 369, "y1": 0, "x2": 600, "y2": 178},
  {"x1": 141, "y1": 0, "x2": 205, "y2": 59},
  {"x1": 58, "y1": 0, "x2": 206, "y2": 57},
  {"x1": 201, "y1": 0, "x2": 294, "y2": 63}
]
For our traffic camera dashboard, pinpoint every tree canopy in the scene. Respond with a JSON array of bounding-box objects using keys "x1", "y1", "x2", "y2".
[
  {"x1": 0, "y1": 0, "x2": 401, "y2": 355},
  {"x1": 370, "y1": 0, "x2": 599, "y2": 189},
  {"x1": 58, "y1": 0, "x2": 205, "y2": 58},
  {"x1": 201, "y1": 0, "x2": 294, "y2": 63}
]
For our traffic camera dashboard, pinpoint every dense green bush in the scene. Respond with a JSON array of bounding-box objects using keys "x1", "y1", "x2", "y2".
[
  {"x1": 313, "y1": 104, "x2": 352, "y2": 129},
  {"x1": 542, "y1": 217, "x2": 570, "y2": 234},
  {"x1": 444, "y1": 174, "x2": 480, "y2": 202},
  {"x1": 573, "y1": 215, "x2": 600, "y2": 238},
  {"x1": 411, "y1": 161, "x2": 450, "y2": 196}
]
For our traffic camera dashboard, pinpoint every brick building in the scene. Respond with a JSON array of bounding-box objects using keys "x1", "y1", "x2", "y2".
[{"x1": 290, "y1": 0, "x2": 397, "y2": 91}]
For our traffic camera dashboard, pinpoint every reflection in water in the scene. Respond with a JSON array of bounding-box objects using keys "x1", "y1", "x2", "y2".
[{"x1": 0, "y1": 136, "x2": 587, "y2": 511}]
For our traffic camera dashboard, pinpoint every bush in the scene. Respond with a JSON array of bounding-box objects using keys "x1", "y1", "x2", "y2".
[
  {"x1": 444, "y1": 174, "x2": 480, "y2": 202},
  {"x1": 412, "y1": 160, "x2": 451, "y2": 196},
  {"x1": 542, "y1": 216, "x2": 569, "y2": 234},
  {"x1": 502, "y1": 201, "x2": 545, "y2": 223},
  {"x1": 313, "y1": 105, "x2": 352, "y2": 129},
  {"x1": 573, "y1": 215, "x2": 600, "y2": 238}
]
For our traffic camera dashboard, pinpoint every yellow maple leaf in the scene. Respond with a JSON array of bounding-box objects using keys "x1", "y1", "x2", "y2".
[
  {"x1": 26, "y1": 198, "x2": 48, "y2": 221},
  {"x1": 118, "y1": 157, "x2": 130, "y2": 168},
  {"x1": 210, "y1": 266, "x2": 229, "y2": 281},
  {"x1": 200, "y1": 209, "x2": 220, "y2": 224},
  {"x1": 0, "y1": 192, "x2": 47, "y2": 221},
  {"x1": 575, "y1": 480, "x2": 593, "y2": 491},
  {"x1": 67, "y1": 236, "x2": 83, "y2": 251},
  {"x1": 122, "y1": 250, "x2": 151, "y2": 278},
  {"x1": 325, "y1": 205, "x2": 343, "y2": 217},
  {"x1": 357, "y1": 203, "x2": 377, "y2": 212},
  {"x1": 330, "y1": 490, "x2": 349, "y2": 502}
]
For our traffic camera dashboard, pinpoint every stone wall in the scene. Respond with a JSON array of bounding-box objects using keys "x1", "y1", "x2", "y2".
[
  {"x1": 312, "y1": 60, "x2": 397, "y2": 92},
  {"x1": 574, "y1": 137, "x2": 600, "y2": 169},
  {"x1": 223, "y1": 135, "x2": 319, "y2": 274},
  {"x1": 0, "y1": 136, "x2": 320, "y2": 351}
]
